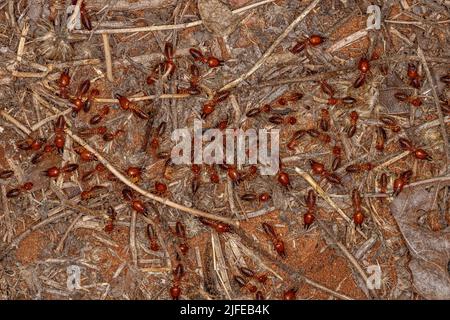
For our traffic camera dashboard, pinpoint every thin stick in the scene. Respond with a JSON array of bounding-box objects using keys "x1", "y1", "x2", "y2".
[
  {"x1": 94, "y1": 93, "x2": 189, "y2": 103},
  {"x1": 55, "y1": 213, "x2": 83, "y2": 253},
  {"x1": 101, "y1": 33, "x2": 114, "y2": 82},
  {"x1": 130, "y1": 210, "x2": 138, "y2": 267},
  {"x1": 417, "y1": 47, "x2": 450, "y2": 173},
  {"x1": 0, "y1": 110, "x2": 31, "y2": 135},
  {"x1": 65, "y1": 129, "x2": 239, "y2": 226},
  {"x1": 15, "y1": 21, "x2": 29, "y2": 63},
  {"x1": 374, "y1": 151, "x2": 410, "y2": 171},
  {"x1": 8, "y1": 0, "x2": 17, "y2": 29},
  {"x1": 219, "y1": 0, "x2": 321, "y2": 92},
  {"x1": 31, "y1": 108, "x2": 72, "y2": 132},
  {"x1": 303, "y1": 278, "x2": 353, "y2": 300},
  {"x1": 53, "y1": 58, "x2": 101, "y2": 69},
  {"x1": 0, "y1": 185, "x2": 13, "y2": 243},
  {"x1": 10, "y1": 70, "x2": 49, "y2": 78},
  {"x1": 72, "y1": 0, "x2": 275, "y2": 34},
  {"x1": 407, "y1": 175, "x2": 450, "y2": 188}
]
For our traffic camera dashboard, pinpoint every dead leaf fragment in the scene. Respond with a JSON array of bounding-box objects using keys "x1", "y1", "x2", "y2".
[
  {"x1": 390, "y1": 181, "x2": 450, "y2": 299},
  {"x1": 198, "y1": 0, "x2": 240, "y2": 37}
]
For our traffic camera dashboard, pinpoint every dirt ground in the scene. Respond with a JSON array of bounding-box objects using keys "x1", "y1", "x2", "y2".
[{"x1": 0, "y1": 0, "x2": 449, "y2": 300}]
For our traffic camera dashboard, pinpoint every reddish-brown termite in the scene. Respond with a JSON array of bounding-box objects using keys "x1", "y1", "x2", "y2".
[
  {"x1": 169, "y1": 263, "x2": 185, "y2": 300},
  {"x1": 407, "y1": 63, "x2": 421, "y2": 88},
  {"x1": 351, "y1": 189, "x2": 364, "y2": 227},
  {"x1": 6, "y1": 182, "x2": 34, "y2": 198},
  {"x1": 353, "y1": 57, "x2": 371, "y2": 88},
  {"x1": 104, "y1": 206, "x2": 117, "y2": 233},
  {"x1": 74, "y1": 146, "x2": 97, "y2": 162},
  {"x1": 307, "y1": 128, "x2": 331, "y2": 144},
  {"x1": 80, "y1": 185, "x2": 107, "y2": 200},
  {"x1": 262, "y1": 222, "x2": 286, "y2": 258},
  {"x1": 154, "y1": 181, "x2": 168, "y2": 195},
  {"x1": 398, "y1": 138, "x2": 432, "y2": 161},
  {"x1": 375, "y1": 126, "x2": 387, "y2": 151},
  {"x1": 234, "y1": 275, "x2": 257, "y2": 293},
  {"x1": 54, "y1": 115, "x2": 66, "y2": 153},
  {"x1": 239, "y1": 266, "x2": 268, "y2": 284},
  {"x1": 327, "y1": 96, "x2": 357, "y2": 106},
  {"x1": 122, "y1": 187, "x2": 148, "y2": 215},
  {"x1": 283, "y1": 288, "x2": 297, "y2": 300},
  {"x1": 189, "y1": 48, "x2": 223, "y2": 68},
  {"x1": 45, "y1": 163, "x2": 78, "y2": 178},
  {"x1": 319, "y1": 108, "x2": 330, "y2": 131},
  {"x1": 345, "y1": 162, "x2": 375, "y2": 173},
  {"x1": 201, "y1": 91, "x2": 230, "y2": 119},
  {"x1": 147, "y1": 224, "x2": 159, "y2": 251},
  {"x1": 331, "y1": 145, "x2": 342, "y2": 171},
  {"x1": 199, "y1": 217, "x2": 231, "y2": 233},
  {"x1": 58, "y1": 69, "x2": 70, "y2": 98},
  {"x1": 393, "y1": 170, "x2": 413, "y2": 196},
  {"x1": 346, "y1": 111, "x2": 359, "y2": 138},
  {"x1": 17, "y1": 137, "x2": 46, "y2": 151},
  {"x1": 394, "y1": 92, "x2": 422, "y2": 107},
  {"x1": 286, "y1": 130, "x2": 306, "y2": 151},
  {"x1": 319, "y1": 80, "x2": 356, "y2": 106},
  {"x1": 147, "y1": 42, "x2": 177, "y2": 85},
  {"x1": 178, "y1": 64, "x2": 202, "y2": 95},
  {"x1": 0, "y1": 170, "x2": 14, "y2": 180},
  {"x1": 309, "y1": 159, "x2": 341, "y2": 185},
  {"x1": 71, "y1": 0, "x2": 92, "y2": 30},
  {"x1": 304, "y1": 190, "x2": 316, "y2": 229},
  {"x1": 89, "y1": 106, "x2": 110, "y2": 125},
  {"x1": 81, "y1": 163, "x2": 106, "y2": 182},
  {"x1": 290, "y1": 35, "x2": 325, "y2": 54},
  {"x1": 175, "y1": 222, "x2": 189, "y2": 255},
  {"x1": 116, "y1": 94, "x2": 149, "y2": 120}
]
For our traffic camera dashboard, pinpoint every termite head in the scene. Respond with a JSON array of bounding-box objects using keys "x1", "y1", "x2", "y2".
[
  {"x1": 59, "y1": 69, "x2": 70, "y2": 87},
  {"x1": 274, "y1": 239, "x2": 286, "y2": 258},
  {"x1": 206, "y1": 56, "x2": 223, "y2": 68},
  {"x1": 407, "y1": 63, "x2": 418, "y2": 79},
  {"x1": 353, "y1": 211, "x2": 364, "y2": 227},
  {"x1": 309, "y1": 159, "x2": 325, "y2": 175},
  {"x1": 308, "y1": 34, "x2": 325, "y2": 46},
  {"x1": 277, "y1": 171, "x2": 290, "y2": 187},
  {"x1": 303, "y1": 212, "x2": 315, "y2": 230},
  {"x1": 115, "y1": 94, "x2": 131, "y2": 110},
  {"x1": 283, "y1": 288, "x2": 297, "y2": 300},
  {"x1": 414, "y1": 149, "x2": 432, "y2": 161},
  {"x1": 358, "y1": 58, "x2": 370, "y2": 73}
]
